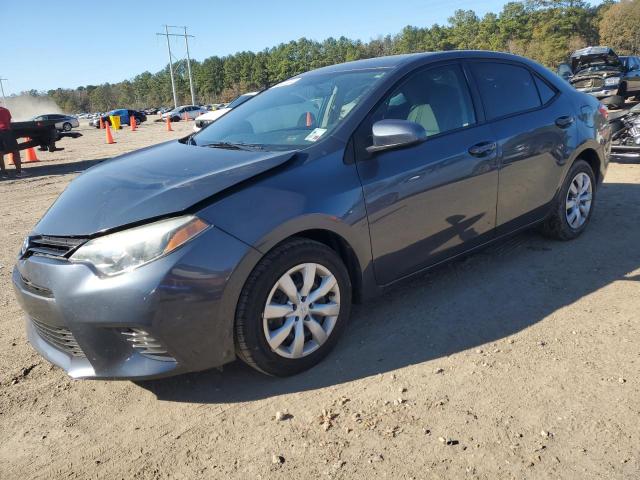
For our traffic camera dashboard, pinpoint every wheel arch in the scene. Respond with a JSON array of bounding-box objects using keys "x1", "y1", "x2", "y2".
[
  {"x1": 565, "y1": 139, "x2": 605, "y2": 189},
  {"x1": 283, "y1": 229, "x2": 365, "y2": 304},
  {"x1": 574, "y1": 147, "x2": 602, "y2": 185}
]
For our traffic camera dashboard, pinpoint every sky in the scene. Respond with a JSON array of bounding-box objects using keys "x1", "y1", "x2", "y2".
[{"x1": 0, "y1": 0, "x2": 514, "y2": 96}]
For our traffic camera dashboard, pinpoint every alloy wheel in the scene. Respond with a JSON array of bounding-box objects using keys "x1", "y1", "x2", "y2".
[
  {"x1": 565, "y1": 172, "x2": 592, "y2": 229},
  {"x1": 262, "y1": 263, "x2": 341, "y2": 359}
]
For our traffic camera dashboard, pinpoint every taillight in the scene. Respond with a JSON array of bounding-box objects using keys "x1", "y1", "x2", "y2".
[{"x1": 598, "y1": 104, "x2": 609, "y2": 120}]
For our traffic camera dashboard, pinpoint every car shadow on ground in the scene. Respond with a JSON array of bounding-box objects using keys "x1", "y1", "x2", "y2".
[
  {"x1": 138, "y1": 182, "x2": 638, "y2": 404},
  {"x1": 0, "y1": 158, "x2": 107, "y2": 180}
]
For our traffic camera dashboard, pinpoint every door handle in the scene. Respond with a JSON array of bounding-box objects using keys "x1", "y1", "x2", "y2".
[
  {"x1": 555, "y1": 115, "x2": 575, "y2": 128},
  {"x1": 468, "y1": 141, "x2": 497, "y2": 157}
]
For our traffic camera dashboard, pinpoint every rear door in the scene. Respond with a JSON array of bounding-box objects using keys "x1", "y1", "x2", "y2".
[
  {"x1": 49, "y1": 114, "x2": 63, "y2": 129},
  {"x1": 468, "y1": 60, "x2": 576, "y2": 232},
  {"x1": 354, "y1": 62, "x2": 499, "y2": 285}
]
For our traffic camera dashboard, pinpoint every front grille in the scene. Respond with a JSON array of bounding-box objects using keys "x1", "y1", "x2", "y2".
[
  {"x1": 573, "y1": 77, "x2": 604, "y2": 89},
  {"x1": 32, "y1": 318, "x2": 85, "y2": 357},
  {"x1": 25, "y1": 235, "x2": 87, "y2": 259},
  {"x1": 120, "y1": 329, "x2": 175, "y2": 362}
]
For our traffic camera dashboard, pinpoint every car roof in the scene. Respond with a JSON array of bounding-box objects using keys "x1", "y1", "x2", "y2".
[{"x1": 302, "y1": 50, "x2": 542, "y2": 76}]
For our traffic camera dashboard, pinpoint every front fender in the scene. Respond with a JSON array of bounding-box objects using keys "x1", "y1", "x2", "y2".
[{"x1": 197, "y1": 147, "x2": 375, "y2": 299}]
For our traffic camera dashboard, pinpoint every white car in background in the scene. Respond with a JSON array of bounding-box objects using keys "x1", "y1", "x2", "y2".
[
  {"x1": 193, "y1": 92, "x2": 258, "y2": 132},
  {"x1": 161, "y1": 105, "x2": 207, "y2": 122}
]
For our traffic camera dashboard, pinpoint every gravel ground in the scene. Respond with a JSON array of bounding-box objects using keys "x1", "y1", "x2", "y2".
[{"x1": 0, "y1": 120, "x2": 638, "y2": 479}]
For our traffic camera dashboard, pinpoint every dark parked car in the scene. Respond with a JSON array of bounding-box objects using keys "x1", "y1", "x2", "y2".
[
  {"x1": 90, "y1": 109, "x2": 147, "y2": 128},
  {"x1": 13, "y1": 51, "x2": 610, "y2": 380},
  {"x1": 559, "y1": 46, "x2": 640, "y2": 109}
]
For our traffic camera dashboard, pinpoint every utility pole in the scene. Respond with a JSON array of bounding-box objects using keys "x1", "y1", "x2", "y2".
[
  {"x1": 183, "y1": 26, "x2": 196, "y2": 106},
  {"x1": 156, "y1": 26, "x2": 178, "y2": 109},
  {"x1": 0, "y1": 78, "x2": 7, "y2": 106},
  {"x1": 155, "y1": 26, "x2": 196, "y2": 108}
]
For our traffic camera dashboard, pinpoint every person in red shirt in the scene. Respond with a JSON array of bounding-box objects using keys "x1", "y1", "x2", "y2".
[{"x1": 0, "y1": 105, "x2": 25, "y2": 178}]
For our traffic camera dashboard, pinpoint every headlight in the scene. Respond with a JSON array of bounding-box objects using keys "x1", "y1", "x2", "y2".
[
  {"x1": 19, "y1": 236, "x2": 29, "y2": 258},
  {"x1": 604, "y1": 76, "x2": 621, "y2": 87},
  {"x1": 70, "y1": 215, "x2": 209, "y2": 276}
]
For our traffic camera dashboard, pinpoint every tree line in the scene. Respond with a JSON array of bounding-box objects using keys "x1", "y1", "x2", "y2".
[{"x1": 23, "y1": 0, "x2": 640, "y2": 113}]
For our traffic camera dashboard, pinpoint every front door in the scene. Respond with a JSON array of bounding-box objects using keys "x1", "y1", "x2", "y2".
[{"x1": 354, "y1": 63, "x2": 499, "y2": 285}]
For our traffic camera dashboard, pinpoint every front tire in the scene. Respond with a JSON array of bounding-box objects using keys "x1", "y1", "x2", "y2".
[
  {"x1": 62, "y1": 122, "x2": 72, "y2": 131},
  {"x1": 540, "y1": 159, "x2": 596, "y2": 240},
  {"x1": 235, "y1": 238, "x2": 352, "y2": 376}
]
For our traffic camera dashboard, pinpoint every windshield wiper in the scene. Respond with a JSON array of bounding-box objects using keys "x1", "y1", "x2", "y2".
[{"x1": 202, "y1": 141, "x2": 265, "y2": 151}]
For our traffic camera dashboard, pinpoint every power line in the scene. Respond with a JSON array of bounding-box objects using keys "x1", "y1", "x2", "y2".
[{"x1": 155, "y1": 25, "x2": 197, "y2": 108}]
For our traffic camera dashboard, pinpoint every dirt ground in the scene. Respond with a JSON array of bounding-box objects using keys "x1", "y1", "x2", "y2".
[{"x1": 0, "y1": 118, "x2": 639, "y2": 479}]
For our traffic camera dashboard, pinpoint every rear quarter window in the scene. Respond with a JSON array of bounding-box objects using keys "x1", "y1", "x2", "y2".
[
  {"x1": 471, "y1": 62, "x2": 542, "y2": 120},
  {"x1": 534, "y1": 76, "x2": 557, "y2": 104}
]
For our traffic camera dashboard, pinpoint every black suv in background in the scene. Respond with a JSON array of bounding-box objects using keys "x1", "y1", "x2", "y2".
[{"x1": 558, "y1": 46, "x2": 640, "y2": 109}]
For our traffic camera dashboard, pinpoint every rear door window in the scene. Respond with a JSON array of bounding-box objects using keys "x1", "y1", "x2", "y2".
[{"x1": 471, "y1": 62, "x2": 542, "y2": 120}]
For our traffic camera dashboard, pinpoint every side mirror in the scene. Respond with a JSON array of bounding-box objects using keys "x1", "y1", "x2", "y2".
[{"x1": 366, "y1": 119, "x2": 427, "y2": 154}]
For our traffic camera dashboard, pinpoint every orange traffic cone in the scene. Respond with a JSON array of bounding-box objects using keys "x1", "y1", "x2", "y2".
[
  {"x1": 130, "y1": 115, "x2": 137, "y2": 131},
  {"x1": 105, "y1": 123, "x2": 115, "y2": 144},
  {"x1": 99, "y1": 116, "x2": 105, "y2": 129},
  {"x1": 183, "y1": 111, "x2": 189, "y2": 122},
  {"x1": 166, "y1": 116, "x2": 173, "y2": 131},
  {"x1": 24, "y1": 138, "x2": 40, "y2": 163}
]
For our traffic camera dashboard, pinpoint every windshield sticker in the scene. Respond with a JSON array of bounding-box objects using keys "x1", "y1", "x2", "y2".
[
  {"x1": 272, "y1": 77, "x2": 301, "y2": 88},
  {"x1": 305, "y1": 128, "x2": 327, "y2": 142}
]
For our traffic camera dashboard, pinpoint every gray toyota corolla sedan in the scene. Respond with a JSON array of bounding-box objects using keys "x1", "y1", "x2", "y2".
[{"x1": 13, "y1": 51, "x2": 611, "y2": 379}]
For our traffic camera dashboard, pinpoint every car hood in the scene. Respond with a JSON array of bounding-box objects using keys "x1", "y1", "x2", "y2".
[
  {"x1": 34, "y1": 140, "x2": 296, "y2": 236},
  {"x1": 570, "y1": 46, "x2": 622, "y2": 74}
]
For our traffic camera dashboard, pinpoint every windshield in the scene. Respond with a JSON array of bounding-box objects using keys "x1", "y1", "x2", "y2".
[
  {"x1": 193, "y1": 69, "x2": 388, "y2": 150},
  {"x1": 227, "y1": 94, "x2": 255, "y2": 109}
]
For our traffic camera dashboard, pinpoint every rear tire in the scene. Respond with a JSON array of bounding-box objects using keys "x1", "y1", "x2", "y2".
[
  {"x1": 540, "y1": 159, "x2": 596, "y2": 241},
  {"x1": 235, "y1": 238, "x2": 352, "y2": 376}
]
